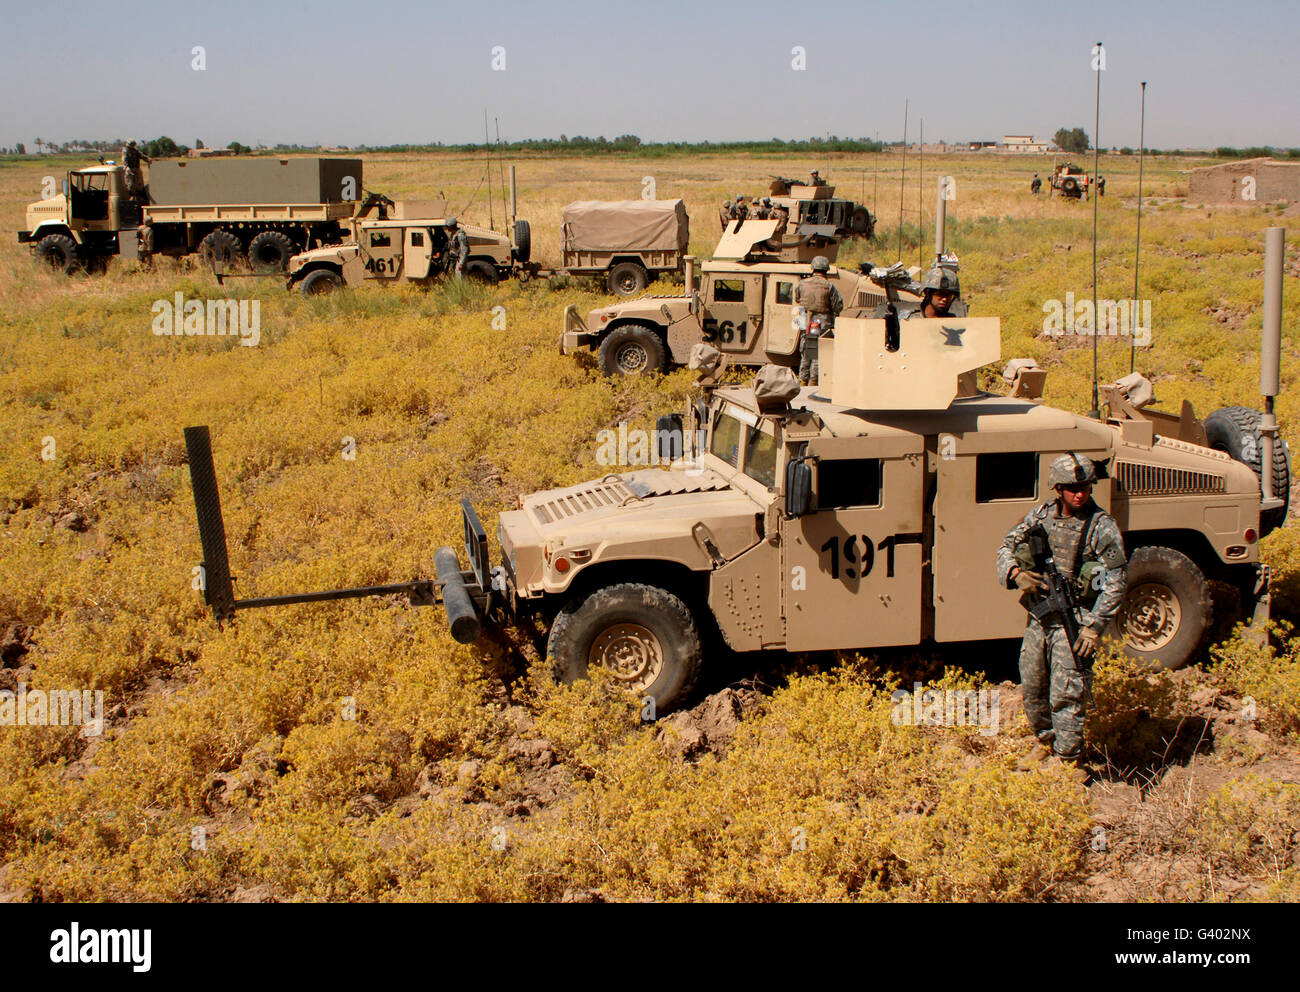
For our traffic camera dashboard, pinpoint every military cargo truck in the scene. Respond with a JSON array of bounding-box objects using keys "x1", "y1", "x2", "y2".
[
  {"x1": 556, "y1": 199, "x2": 689, "y2": 296},
  {"x1": 560, "y1": 223, "x2": 921, "y2": 376},
  {"x1": 19, "y1": 157, "x2": 362, "y2": 273}
]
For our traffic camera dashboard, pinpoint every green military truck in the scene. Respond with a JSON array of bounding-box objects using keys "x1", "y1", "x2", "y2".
[{"x1": 20, "y1": 156, "x2": 362, "y2": 273}]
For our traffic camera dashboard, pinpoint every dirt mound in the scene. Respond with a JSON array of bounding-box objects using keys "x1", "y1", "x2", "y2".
[{"x1": 656, "y1": 686, "x2": 765, "y2": 760}]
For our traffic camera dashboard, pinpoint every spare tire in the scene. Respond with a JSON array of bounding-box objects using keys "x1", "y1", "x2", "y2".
[
  {"x1": 512, "y1": 219, "x2": 531, "y2": 264},
  {"x1": 1204, "y1": 405, "x2": 1291, "y2": 535},
  {"x1": 1061, "y1": 177, "x2": 1079, "y2": 195},
  {"x1": 850, "y1": 206, "x2": 875, "y2": 239},
  {"x1": 247, "y1": 230, "x2": 296, "y2": 273}
]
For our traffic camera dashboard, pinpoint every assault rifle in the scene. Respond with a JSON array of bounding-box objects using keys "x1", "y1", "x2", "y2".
[{"x1": 1023, "y1": 523, "x2": 1082, "y2": 659}]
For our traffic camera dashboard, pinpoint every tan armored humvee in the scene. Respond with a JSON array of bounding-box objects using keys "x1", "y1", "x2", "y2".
[
  {"x1": 560, "y1": 223, "x2": 921, "y2": 376},
  {"x1": 768, "y1": 180, "x2": 875, "y2": 240},
  {"x1": 1048, "y1": 163, "x2": 1091, "y2": 199},
  {"x1": 478, "y1": 315, "x2": 1284, "y2": 710},
  {"x1": 286, "y1": 199, "x2": 529, "y2": 295}
]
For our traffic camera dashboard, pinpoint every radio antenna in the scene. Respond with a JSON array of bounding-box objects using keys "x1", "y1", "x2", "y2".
[
  {"x1": 1132, "y1": 81, "x2": 1147, "y2": 374},
  {"x1": 898, "y1": 99, "x2": 908, "y2": 262},
  {"x1": 1089, "y1": 43, "x2": 1103, "y2": 419}
]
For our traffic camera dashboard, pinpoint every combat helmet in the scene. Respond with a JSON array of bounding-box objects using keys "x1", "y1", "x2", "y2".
[
  {"x1": 1049, "y1": 453, "x2": 1097, "y2": 487},
  {"x1": 810, "y1": 255, "x2": 830, "y2": 273},
  {"x1": 446, "y1": 217, "x2": 458, "y2": 227},
  {"x1": 921, "y1": 265, "x2": 960, "y2": 296}
]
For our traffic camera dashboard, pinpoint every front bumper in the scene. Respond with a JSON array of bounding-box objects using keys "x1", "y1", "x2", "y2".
[
  {"x1": 17, "y1": 230, "x2": 35, "y2": 244},
  {"x1": 560, "y1": 304, "x2": 594, "y2": 354}
]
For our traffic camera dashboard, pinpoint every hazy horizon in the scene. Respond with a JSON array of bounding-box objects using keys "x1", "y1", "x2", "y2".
[{"x1": 2, "y1": 0, "x2": 1297, "y2": 151}]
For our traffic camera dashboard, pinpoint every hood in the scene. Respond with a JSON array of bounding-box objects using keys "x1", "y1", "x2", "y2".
[
  {"x1": 500, "y1": 466, "x2": 767, "y2": 592},
  {"x1": 27, "y1": 193, "x2": 68, "y2": 231},
  {"x1": 289, "y1": 243, "x2": 358, "y2": 270}
]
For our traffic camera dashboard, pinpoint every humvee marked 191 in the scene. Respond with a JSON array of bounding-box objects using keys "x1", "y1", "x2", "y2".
[{"x1": 183, "y1": 231, "x2": 1289, "y2": 715}]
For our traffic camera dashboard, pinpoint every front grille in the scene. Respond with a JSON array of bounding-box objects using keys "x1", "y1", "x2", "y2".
[
  {"x1": 1114, "y1": 460, "x2": 1226, "y2": 496},
  {"x1": 531, "y1": 480, "x2": 635, "y2": 524}
]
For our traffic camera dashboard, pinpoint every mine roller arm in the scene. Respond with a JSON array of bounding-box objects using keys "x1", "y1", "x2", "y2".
[
  {"x1": 560, "y1": 305, "x2": 594, "y2": 354},
  {"x1": 183, "y1": 426, "x2": 489, "y2": 643}
]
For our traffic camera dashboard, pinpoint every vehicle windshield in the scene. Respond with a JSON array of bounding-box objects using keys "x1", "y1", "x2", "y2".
[
  {"x1": 72, "y1": 173, "x2": 108, "y2": 191},
  {"x1": 743, "y1": 425, "x2": 778, "y2": 488},
  {"x1": 710, "y1": 413, "x2": 743, "y2": 468}
]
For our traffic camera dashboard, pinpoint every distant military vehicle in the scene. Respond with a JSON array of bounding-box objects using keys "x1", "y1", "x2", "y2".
[
  {"x1": 182, "y1": 230, "x2": 1289, "y2": 715},
  {"x1": 560, "y1": 222, "x2": 921, "y2": 376},
  {"x1": 286, "y1": 197, "x2": 529, "y2": 295},
  {"x1": 767, "y1": 177, "x2": 875, "y2": 240},
  {"x1": 20, "y1": 157, "x2": 362, "y2": 272},
  {"x1": 1048, "y1": 162, "x2": 1091, "y2": 199}
]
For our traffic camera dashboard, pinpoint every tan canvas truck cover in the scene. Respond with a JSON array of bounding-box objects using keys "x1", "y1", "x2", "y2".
[
  {"x1": 147, "y1": 157, "x2": 363, "y2": 206},
  {"x1": 561, "y1": 199, "x2": 689, "y2": 252}
]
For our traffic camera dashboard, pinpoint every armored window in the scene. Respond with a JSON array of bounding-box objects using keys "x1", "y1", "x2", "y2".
[
  {"x1": 976, "y1": 452, "x2": 1038, "y2": 502},
  {"x1": 743, "y1": 426, "x2": 778, "y2": 489},
  {"x1": 410, "y1": 232, "x2": 424, "y2": 247},
  {"x1": 710, "y1": 414, "x2": 744, "y2": 468},
  {"x1": 369, "y1": 232, "x2": 391, "y2": 248},
  {"x1": 713, "y1": 279, "x2": 745, "y2": 303},
  {"x1": 817, "y1": 459, "x2": 881, "y2": 509},
  {"x1": 775, "y1": 281, "x2": 794, "y2": 305}
]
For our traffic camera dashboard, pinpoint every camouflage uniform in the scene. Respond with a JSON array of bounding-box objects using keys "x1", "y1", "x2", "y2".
[
  {"x1": 794, "y1": 261, "x2": 842, "y2": 385},
  {"x1": 1097, "y1": 176, "x2": 1106, "y2": 196},
  {"x1": 753, "y1": 199, "x2": 769, "y2": 220},
  {"x1": 448, "y1": 225, "x2": 470, "y2": 276},
  {"x1": 995, "y1": 470, "x2": 1127, "y2": 760},
  {"x1": 136, "y1": 221, "x2": 154, "y2": 270},
  {"x1": 733, "y1": 196, "x2": 749, "y2": 224},
  {"x1": 810, "y1": 171, "x2": 827, "y2": 187},
  {"x1": 1031, "y1": 175, "x2": 1042, "y2": 194},
  {"x1": 769, "y1": 204, "x2": 789, "y2": 242},
  {"x1": 122, "y1": 142, "x2": 149, "y2": 198}
]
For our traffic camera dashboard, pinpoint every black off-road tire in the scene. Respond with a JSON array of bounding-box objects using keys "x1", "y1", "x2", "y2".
[
  {"x1": 608, "y1": 261, "x2": 649, "y2": 297},
  {"x1": 597, "y1": 323, "x2": 666, "y2": 377},
  {"x1": 35, "y1": 233, "x2": 81, "y2": 274},
  {"x1": 247, "y1": 230, "x2": 296, "y2": 273},
  {"x1": 299, "y1": 268, "x2": 344, "y2": 296},
  {"x1": 1119, "y1": 546, "x2": 1212, "y2": 670},
  {"x1": 1204, "y1": 405, "x2": 1291, "y2": 536},
  {"x1": 198, "y1": 230, "x2": 243, "y2": 270},
  {"x1": 547, "y1": 582, "x2": 702, "y2": 714},
  {"x1": 465, "y1": 259, "x2": 499, "y2": 284},
  {"x1": 850, "y1": 205, "x2": 875, "y2": 239},
  {"x1": 1061, "y1": 177, "x2": 1079, "y2": 196},
  {"x1": 512, "y1": 220, "x2": 531, "y2": 264}
]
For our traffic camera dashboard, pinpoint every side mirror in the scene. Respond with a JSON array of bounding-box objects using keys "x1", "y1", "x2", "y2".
[
  {"x1": 656, "y1": 413, "x2": 684, "y2": 461},
  {"x1": 784, "y1": 456, "x2": 813, "y2": 517}
]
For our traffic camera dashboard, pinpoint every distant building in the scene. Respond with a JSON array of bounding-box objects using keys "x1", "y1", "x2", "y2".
[
  {"x1": 188, "y1": 147, "x2": 236, "y2": 158},
  {"x1": 1189, "y1": 158, "x2": 1300, "y2": 203},
  {"x1": 968, "y1": 140, "x2": 997, "y2": 151},
  {"x1": 1000, "y1": 135, "x2": 1051, "y2": 153}
]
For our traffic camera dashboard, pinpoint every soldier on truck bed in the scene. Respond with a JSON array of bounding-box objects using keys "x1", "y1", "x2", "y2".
[
  {"x1": 121, "y1": 140, "x2": 151, "y2": 200},
  {"x1": 794, "y1": 255, "x2": 843, "y2": 385},
  {"x1": 996, "y1": 454, "x2": 1127, "y2": 765}
]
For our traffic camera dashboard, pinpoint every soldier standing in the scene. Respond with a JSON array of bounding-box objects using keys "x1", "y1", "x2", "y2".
[
  {"x1": 794, "y1": 255, "x2": 842, "y2": 385},
  {"x1": 121, "y1": 140, "x2": 151, "y2": 199},
  {"x1": 809, "y1": 170, "x2": 827, "y2": 187},
  {"x1": 1097, "y1": 175, "x2": 1106, "y2": 196},
  {"x1": 752, "y1": 197, "x2": 768, "y2": 220},
  {"x1": 769, "y1": 201, "x2": 789, "y2": 243},
  {"x1": 720, "y1": 199, "x2": 735, "y2": 229},
  {"x1": 996, "y1": 454, "x2": 1127, "y2": 763},
  {"x1": 447, "y1": 218, "x2": 470, "y2": 277},
  {"x1": 733, "y1": 194, "x2": 749, "y2": 224},
  {"x1": 136, "y1": 216, "x2": 154, "y2": 271},
  {"x1": 1031, "y1": 173, "x2": 1042, "y2": 194}
]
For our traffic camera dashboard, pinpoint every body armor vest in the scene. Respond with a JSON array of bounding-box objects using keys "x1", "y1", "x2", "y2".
[
  {"x1": 798, "y1": 275, "x2": 832, "y2": 314},
  {"x1": 1045, "y1": 504, "x2": 1096, "y2": 580}
]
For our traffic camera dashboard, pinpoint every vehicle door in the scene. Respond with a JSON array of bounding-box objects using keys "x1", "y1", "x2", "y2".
[
  {"x1": 404, "y1": 227, "x2": 433, "y2": 279},
  {"x1": 763, "y1": 273, "x2": 800, "y2": 356},
  {"x1": 781, "y1": 435, "x2": 925, "y2": 651},
  {"x1": 359, "y1": 225, "x2": 402, "y2": 281},
  {"x1": 701, "y1": 272, "x2": 764, "y2": 361}
]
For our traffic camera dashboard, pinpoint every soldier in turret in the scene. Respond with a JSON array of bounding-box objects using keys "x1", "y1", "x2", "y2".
[
  {"x1": 905, "y1": 265, "x2": 964, "y2": 319},
  {"x1": 996, "y1": 454, "x2": 1128, "y2": 764}
]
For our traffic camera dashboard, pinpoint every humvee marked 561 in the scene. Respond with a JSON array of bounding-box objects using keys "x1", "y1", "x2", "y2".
[{"x1": 184, "y1": 230, "x2": 1289, "y2": 714}]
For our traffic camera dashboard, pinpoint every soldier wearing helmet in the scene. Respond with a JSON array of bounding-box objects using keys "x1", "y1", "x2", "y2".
[
  {"x1": 794, "y1": 255, "x2": 843, "y2": 385},
  {"x1": 809, "y1": 170, "x2": 826, "y2": 187},
  {"x1": 1031, "y1": 173, "x2": 1042, "y2": 195},
  {"x1": 137, "y1": 215, "x2": 154, "y2": 271},
  {"x1": 447, "y1": 218, "x2": 470, "y2": 277},
  {"x1": 906, "y1": 265, "x2": 964, "y2": 319},
  {"x1": 733, "y1": 194, "x2": 749, "y2": 224},
  {"x1": 121, "y1": 139, "x2": 151, "y2": 201},
  {"x1": 995, "y1": 453, "x2": 1128, "y2": 764}
]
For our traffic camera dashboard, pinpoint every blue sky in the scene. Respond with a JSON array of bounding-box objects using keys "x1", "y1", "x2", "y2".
[{"x1": 2, "y1": 0, "x2": 1296, "y2": 149}]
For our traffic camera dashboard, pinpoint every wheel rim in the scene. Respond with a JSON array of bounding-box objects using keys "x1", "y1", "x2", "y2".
[
  {"x1": 616, "y1": 271, "x2": 639, "y2": 294},
  {"x1": 588, "y1": 622, "x2": 664, "y2": 693},
  {"x1": 614, "y1": 341, "x2": 649, "y2": 374},
  {"x1": 1121, "y1": 582, "x2": 1182, "y2": 652}
]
